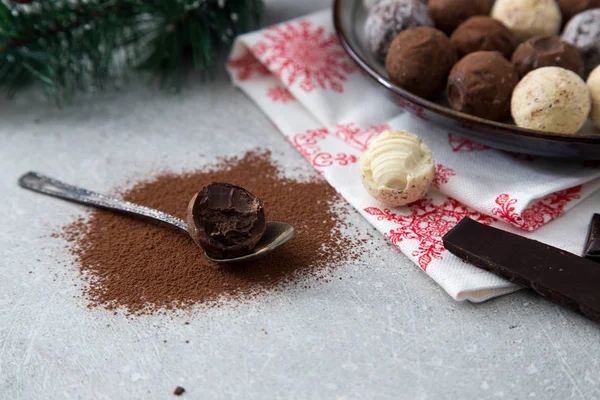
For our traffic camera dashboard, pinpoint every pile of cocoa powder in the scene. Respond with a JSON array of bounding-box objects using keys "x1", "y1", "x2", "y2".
[{"x1": 61, "y1": 150, "x2": 366, "y2": 315}]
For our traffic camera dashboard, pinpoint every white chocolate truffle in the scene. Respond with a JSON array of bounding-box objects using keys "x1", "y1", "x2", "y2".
[
  {"x1": 491, "y1": 0, "x2": 561, "y2": 42},
  {"x1": 360, "y1": 130, "x2": 434, "y2": 207},
  {"x1": 588, "y1": 65, "x2": 600, "y2": 128},
  {"x1": 511, "y1": 67, "x2": 591, "y2": 134}
]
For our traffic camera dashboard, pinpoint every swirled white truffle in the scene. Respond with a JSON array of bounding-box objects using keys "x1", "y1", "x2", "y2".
[
  {"x1": 491, "y1": 0, "x2": 562, "y2": 42},
  {"x1": 360, "y1": 130, "x2": 434, "y2": 207},
  {"x1": 588, "y1": 65, "x2": 600, "y2": 128},
  {"x1": 511, "y1": 67, "x2": 591, "y2": 134}
]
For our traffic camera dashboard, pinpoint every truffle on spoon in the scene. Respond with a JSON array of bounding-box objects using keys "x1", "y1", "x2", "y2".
[{"x1": 187, "y1": 182, "x2": 267, "y2": 260}]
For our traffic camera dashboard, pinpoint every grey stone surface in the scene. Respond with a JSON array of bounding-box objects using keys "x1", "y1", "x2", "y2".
[{"x1": 1, "y1": 1, "x2": 600, "y2": 399}]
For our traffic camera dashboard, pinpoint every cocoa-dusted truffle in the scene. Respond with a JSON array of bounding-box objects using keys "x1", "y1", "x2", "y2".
[
  {"x1": 365, "y1": 0, "x2": 433, "y2": 60},
  {"x1": 450, "y1": 16, "x2": 517, "y2": 59},
  {"x1": 187, "y1": 182, "x2": 266, "y2": 259},
  {"x1": 558, "y1": 0, "x2": 600, "y2": 21},
  {"x1": 427, "y1": 0, "x2": 491, "y2": 34},
  {"x1": 385, "y1": 27, "x2": 457, "y2": 99},
  {"x1": 511, "y1": 36, "x2": 584, "y2": 78},
  {"x1": 562, "y1": 9, "x2": 600, "y2": 77},
  {"x1": 446, "y1": 51, "x2": 519, "y2": 121}
]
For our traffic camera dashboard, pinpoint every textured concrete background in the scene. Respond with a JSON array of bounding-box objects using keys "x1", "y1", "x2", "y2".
[{"x1": 1, "y1": 1, "x2": 600, "y2": 399}]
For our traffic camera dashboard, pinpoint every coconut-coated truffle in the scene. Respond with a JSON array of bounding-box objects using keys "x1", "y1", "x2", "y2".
[
  {"x1": 511, "y1": 36, "x2": 584, "y2": 78},
  {"x1": 450, "y1": 16, "x2": 518, "y2": 59},
  {"x1": 365, "y1": 0, "x2": 433, "y2": 60},
  {"x1": 562, "y1": 9, "x2": 600, "y2": 77},
  {"x1": 446, "y1": 51, "x2": 519, "y2": 121},
  {"x1": 491, "y1": 0, "x2": 562, "y2": 42},
  {"x1": 386, "y1": 27, "x2": 457, "y2": 99},
  {"x1": 426, "y1": 0, "x2": 491, "y2": 34},
  {"x1": 511, "y1": 67, "x2": 591, "y2": 134}
]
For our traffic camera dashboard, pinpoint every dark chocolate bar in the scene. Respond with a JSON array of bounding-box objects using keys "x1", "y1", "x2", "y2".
[
  {"x1": 584, "y1": 214, "x2": 600, "y2": 264},
  {"x1": 442, "y1": 218, "x2": 600, "y2": 323}
]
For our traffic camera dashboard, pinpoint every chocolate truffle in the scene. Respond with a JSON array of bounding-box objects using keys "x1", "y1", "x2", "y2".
[
  {"x1": 588, "y1": 65, "x2": 600, "y2": 128},
  {"x1": 491, "y1": 0, "x2": 562, "y2": 42},
  {"x1": 446, "y1": 51, "x2": 519, "y2": 121},
  {"x1": 559, "y1": 0, "x2": 600, "y2": 21},
  {"x1": 427, "y1": 0, "x2": 491, "y2": 34},
  {"x1": 365, "y1": 0, "x2": 433, "y2": 60},
  {"x1": 562, "y1": 9, "x2": 600, "y2": 77},
  {"x1": 511, "y1": 67, "x2": 591, "y2": 134},
  {"x1": 187, "y1": 182, "x2": 266, "y2": 259},
  {"x1": 511, "y1": 36, "x2": 584, "y2": 78},
  {"x1": 450, "y1": 16, "x2": 517, "y2": 59},
  {"x1": 385, "y1": 27, "x2": 457, "y2": 98}
]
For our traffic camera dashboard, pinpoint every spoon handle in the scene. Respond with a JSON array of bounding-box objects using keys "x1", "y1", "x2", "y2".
[{"x1": 18, "y1": 171, "x2": 188, "y2": 234}]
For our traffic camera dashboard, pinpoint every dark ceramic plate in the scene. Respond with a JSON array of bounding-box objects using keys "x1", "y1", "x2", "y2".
[{"x1": 333, "y1": 0, "x2": 600, "y2": 159}]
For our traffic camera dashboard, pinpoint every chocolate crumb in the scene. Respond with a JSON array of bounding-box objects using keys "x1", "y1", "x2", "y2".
[{"x1": 173, "y1": 386, "x2": 185, "y2": 396}]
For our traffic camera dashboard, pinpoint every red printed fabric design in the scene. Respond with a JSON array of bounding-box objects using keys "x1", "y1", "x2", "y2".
[
  {"x1": 252, "y1": 20, "x2": 356, "y2": 93},
  {"x1": 267, "y1": 86, "x2": 295, "y2": 103},
  {"x1": 448, "y1": 133, "x2": 490, "y2": 152},
  {"x1": 333, "y1": 123, "x2": 390, "y2": 150},
  {"x1": 396, "y1": 96, "x2": 427, "y2": 120},
  {"x1": 291, "y1": 129, "x2": 359, "y2": 168},
  {"x1": 365, "y1": 199, "x2": 494, "y2": 270},
  {"x1": 432, "y1": 164, "x2": 456, "y2": 189},
  {"x1": 227, "y1": 50, "x2": 270, "y2": 81},
  {"x1": 493, "y1": 186, "x2": 582, "y2": 231}
]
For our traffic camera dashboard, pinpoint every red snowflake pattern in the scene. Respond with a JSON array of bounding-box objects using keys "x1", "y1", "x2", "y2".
[
  {"x1": 291, "y1": 128, "x2": 359, "y2": 168},
  {"x1": 448, "y1": 133, "x2": 490, "y2": 152},
  {"x1": 365, "y1": 199, "x2": 494, "y2": 270},
  {"x1": 267, "y1": 86, "x2": 295, "y2": 103},
  {"x1": 492, "y1": 186, "x2": 582, "y2": 231},
  {"x1": 333, "y1": 123, "x2": 390, "y2": 150},
  {"x1": 432, "y1": 164, "x2": 456, "y2": 189},
  {"x1": 252, "y1": 20, "x2": 356, "y2": 93},
  {"x1": 227, "y1": 50, "x2": 270, "y2": 81}
]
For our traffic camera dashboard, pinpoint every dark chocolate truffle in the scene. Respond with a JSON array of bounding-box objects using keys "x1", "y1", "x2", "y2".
[
  {"x1": 558, "y1": 0, "x2": 600, "y2": 21},
  {"x1": 427, "y1": 0, "x2": 491, "y2": 34},
  {"x1": 511, "y1": 36, "x2": 584, "y2": 78},
  {"x1": 365, "y1": 0, "x2": 434, "y2": 60},
  {"x1": 562, "y1": 9, "x2": 600, "y2": 77},
  {"x1": 187, "y1": 182, "x2": 266, "y2": 259},
  {"x1": 385, "y1": 27, "x2": 457, "y2": 99},
  {"x1": 446, "y1": 51, "x2": 519, "y2": 121},
  {"x1": 450, "y1": 16, "x2": 518, "y2": 59}
]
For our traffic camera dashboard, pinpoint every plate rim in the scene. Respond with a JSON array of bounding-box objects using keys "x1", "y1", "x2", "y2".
[{"x1": 332, "y1": 0, "x2": 600, "y2": 145}]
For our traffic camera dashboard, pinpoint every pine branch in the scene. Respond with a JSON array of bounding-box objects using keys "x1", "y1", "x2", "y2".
[{"x1": 0, "y1": 0, "x2": 263, "y2": 100}]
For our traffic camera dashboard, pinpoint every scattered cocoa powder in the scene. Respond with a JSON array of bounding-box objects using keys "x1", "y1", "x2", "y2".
[{"x1": 61, "y1": 150, "x2": 363, "y2": 315}]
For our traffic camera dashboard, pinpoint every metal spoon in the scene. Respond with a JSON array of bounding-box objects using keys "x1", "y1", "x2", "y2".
[{"x1": 18, "y1": 171, "x2": 296, "y2": 264}]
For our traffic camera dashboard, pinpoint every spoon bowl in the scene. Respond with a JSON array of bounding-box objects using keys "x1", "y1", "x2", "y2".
[{"x1": 204, "y1": 221, "x2": 296, "y2": 264}]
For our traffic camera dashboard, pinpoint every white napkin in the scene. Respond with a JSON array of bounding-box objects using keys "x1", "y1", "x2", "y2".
[{"x1": 226, "y1": 10, "x2": 600, "y2": 302}]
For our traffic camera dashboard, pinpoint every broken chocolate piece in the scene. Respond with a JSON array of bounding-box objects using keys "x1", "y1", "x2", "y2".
[
  {"x1": 187, "y1": 182, "x2": 266, "y2": 259},
  {"x1": 584, "y1": 214, "x2": 600, "y2": 263},
  {"x1": 442, "y1": 218, "x2": 600, "y2": 323}
]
